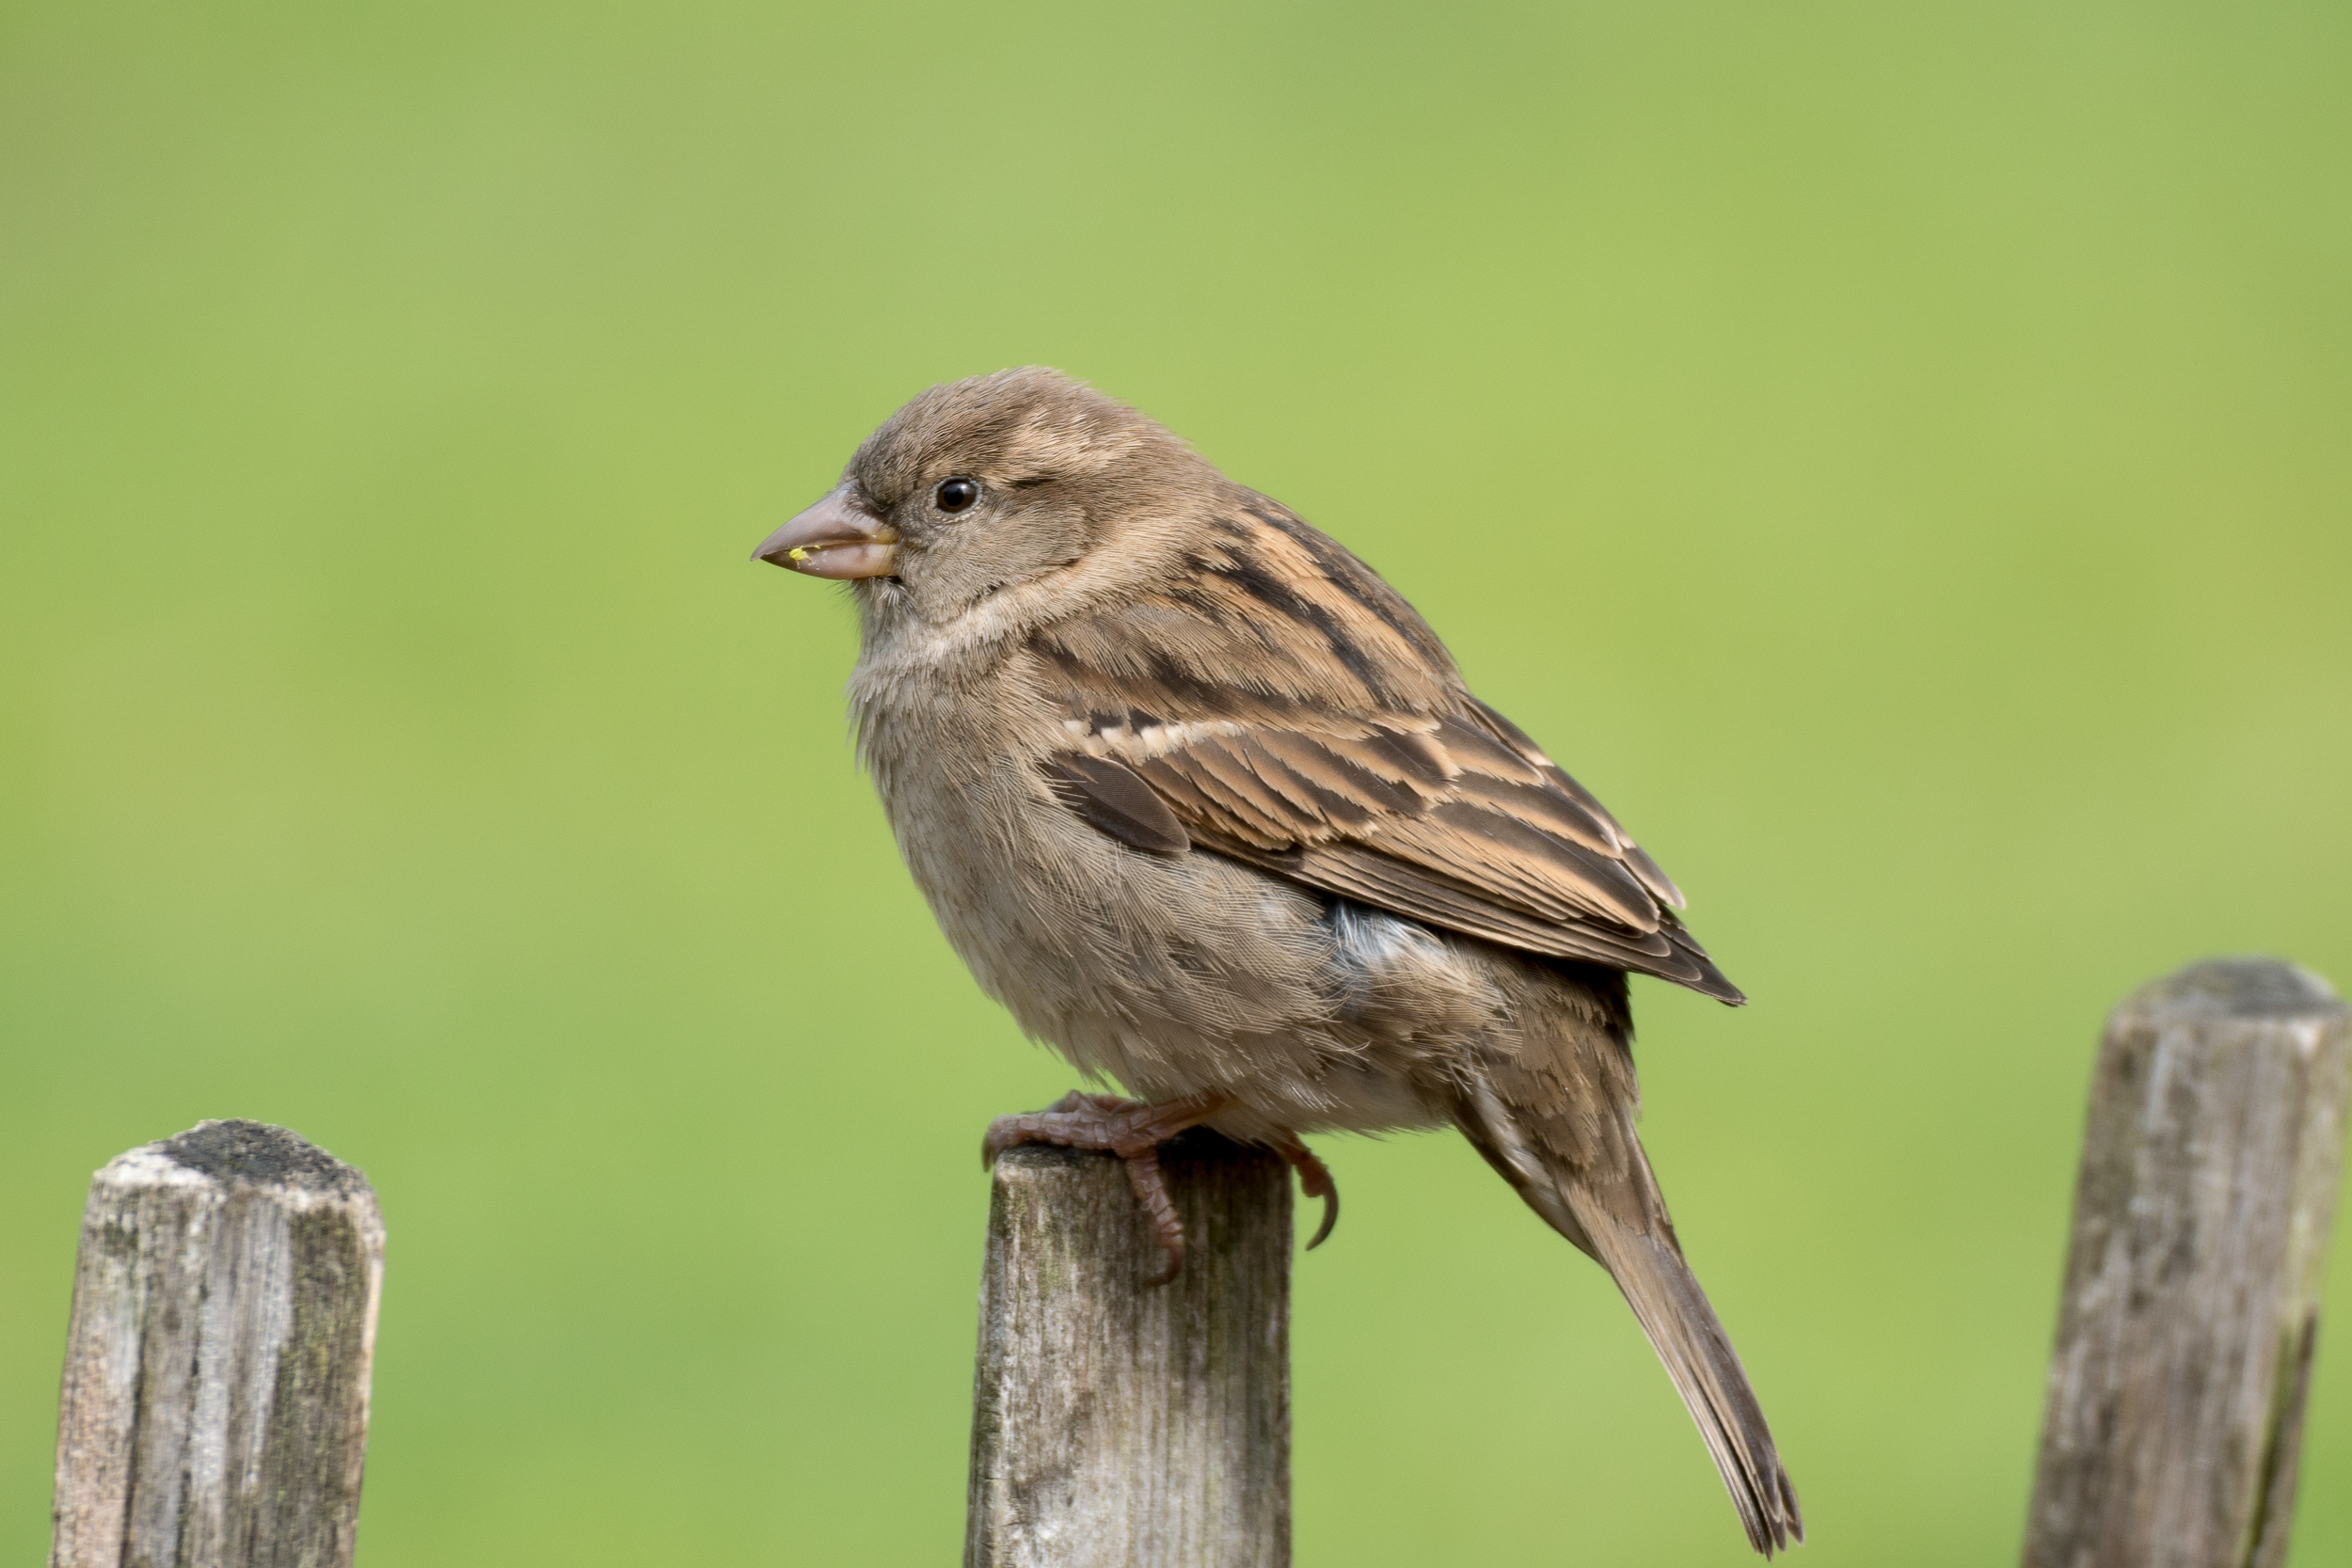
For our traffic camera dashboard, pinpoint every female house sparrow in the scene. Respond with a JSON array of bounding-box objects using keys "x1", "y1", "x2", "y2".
[{"x1": 755, "y1": 368, "x2": 1802, "y2": 1555}]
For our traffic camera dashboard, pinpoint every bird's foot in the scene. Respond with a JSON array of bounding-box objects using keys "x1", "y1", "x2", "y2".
[
  {"x1": 1268, "y1": 1134, "x2": 1340, "y2": 1249},
  {"x1": 983, "y1": 1092, "x2": 1232, "y2": 1285}
]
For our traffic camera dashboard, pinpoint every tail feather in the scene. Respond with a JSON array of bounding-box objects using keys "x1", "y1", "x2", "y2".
[
  {"x1": 1458, "y1": 1080, "x2": 1803, "y2": 1557},
  {"x1": 1567, "y1": 1191, "x2": 1804, "y2": 1555}
]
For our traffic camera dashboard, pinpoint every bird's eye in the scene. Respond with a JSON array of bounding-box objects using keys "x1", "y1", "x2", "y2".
[{"x1": 934, "y1": 477, "x2": 980, "y2": 515}]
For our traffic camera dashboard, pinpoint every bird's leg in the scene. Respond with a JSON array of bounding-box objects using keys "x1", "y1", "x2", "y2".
[
  {"x1": 982, "y1": 1091, "x2": 1232, "y2": 1285},
  {"x1": 1267, "y1": 1133, "x2": 1341, "y2": 1249}
]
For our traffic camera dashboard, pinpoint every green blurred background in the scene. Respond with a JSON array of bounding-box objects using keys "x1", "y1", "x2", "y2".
[{"x1": 5, "y1": 1, "x2": 2348, "y2": 1562}]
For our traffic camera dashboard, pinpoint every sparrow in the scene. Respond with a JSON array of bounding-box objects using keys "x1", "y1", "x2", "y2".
[{"x1": 754, "y1": 367, "x2": 1802, "y2": 1555}]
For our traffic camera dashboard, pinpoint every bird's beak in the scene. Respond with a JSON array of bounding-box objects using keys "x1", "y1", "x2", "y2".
[{"x1": 753, "y1": 487, "x2": 900, "y2": 579}]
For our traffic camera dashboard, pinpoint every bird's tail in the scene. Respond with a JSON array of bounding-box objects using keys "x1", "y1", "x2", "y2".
[{"x1": 1456, "y1": 1079, "x2": 1804, "y2": 1557}]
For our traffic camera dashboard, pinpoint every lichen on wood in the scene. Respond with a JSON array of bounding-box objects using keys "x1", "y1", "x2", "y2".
[
  {"x1": 2023, "y1": 959, "x2": 2350, "y2": 1568},
  {"x1": 51, "y1": 1120, "x2": 385, "y2": 1568}
]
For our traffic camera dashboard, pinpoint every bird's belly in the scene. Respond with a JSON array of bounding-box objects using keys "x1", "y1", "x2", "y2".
[{"x1": 874, "y1": 753, "x2": 1454, "y2": 1136}]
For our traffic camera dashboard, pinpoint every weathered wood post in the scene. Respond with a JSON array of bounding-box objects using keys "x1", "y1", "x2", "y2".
[
  {"x1": 51, "y1": 1119, "x2": 386, "y2": 1568},
  {"x1": 966, "y1": 1130, "x2": 1292, "y2": 1568},
  {"x1": 2023, "y1": 958, "x2": 2350, "y2": 1568}
]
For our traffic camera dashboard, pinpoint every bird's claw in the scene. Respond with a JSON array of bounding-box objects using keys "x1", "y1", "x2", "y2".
[
  {"x1": 1271, "y1": 1135, "x2": 1340, "y2": 1249},
  {"x1": 980, "y1": 1091, "x2": 1132, "y2": 1167},
  {"x1": 980, "y1": 1092, "x2": 1229, "y2": 1285},
  {"x1": 981, "y1": 1095, "x2": 1339, "y2": 1278}
]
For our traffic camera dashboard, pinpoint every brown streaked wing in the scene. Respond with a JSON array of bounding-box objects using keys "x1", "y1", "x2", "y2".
[
  {"x1": 1024, "y1": 505, "x2": 1738, "y2": 1000},
  {"x1": 1621, "y1": 841, "x2": 1688, "y2": 911},
  {"x1": 1127, "y1": 749, "x2": 1291, "y2": 850},
  {"x1": 1041, "y1": 754, "x2": 1190, "y2": 856},
  {"x1": 1371, "y1": 804, "x2": 1662, "y2": 932},
  {"x1": 1200, "y1": 831, "x2": 1717, "y2": 984}
]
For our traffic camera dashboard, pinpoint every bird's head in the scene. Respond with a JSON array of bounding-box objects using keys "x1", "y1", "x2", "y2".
[{"x1": 755, "y1": 367, "x2": 1210, "y2": 624}]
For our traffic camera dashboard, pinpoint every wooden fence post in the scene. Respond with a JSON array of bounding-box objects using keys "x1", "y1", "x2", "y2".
[
  {"x1": 965, "y1": 1130, "x2": 1292, "y2": 1568},
  {"x1": 2023, "y1": 958, "x2": 2351, "y2": 1568},
  {"x1": 50, "y1": 1119, "x2": 386, "y2": 1568}
]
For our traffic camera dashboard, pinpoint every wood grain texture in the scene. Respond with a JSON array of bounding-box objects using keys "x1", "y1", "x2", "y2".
[
  {"x1": 2023, "y1": 958, "x2": 2350, "y2": 1568},
  {"x1": 966, "y1": 1132, "x2": 1291, "y2": 1568},
  {"x1": 51, "y1": 1120, "x2": 385, "y2": 1568}
]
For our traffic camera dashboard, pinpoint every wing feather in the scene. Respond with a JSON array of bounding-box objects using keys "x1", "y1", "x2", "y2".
[
  {"x1": 1026, "y1": 497, "x2": 1742, "y2": 1003},
  {"x1": 1042, "y1": 754, "x2": 1190, "y2": 855}
]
